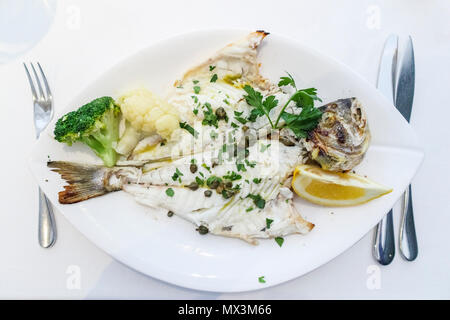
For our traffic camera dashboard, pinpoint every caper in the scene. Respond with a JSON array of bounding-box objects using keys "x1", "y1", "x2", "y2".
[
  {"x1": 242, "y1": 125, "x2": 249, "y2": 132},
  {"x1": 204, "y1": 190, "x2": 212, "y2": 197},
  {"x1": 215, "y1": 107, "x2": 227, "y2": 120},
  {"x1": 190, "y1": 163, "x2": 198, "y2": 173},
  {"x1": 216, "y1": 185, "x2": 224, "y2": 194},
  {"x1": 209, "y1": 180, "x2": 220, "y2": 189},
  {"x1": 225, "y1": 181, "x2": 233, "y2": 188},
  {"x1": 197, "y1": 225, "x2": 209, "y2": 235},
  {"x1": 222, "y1": 189, "x2": 233, "y2": 199},
  {"x1": 279, "y1": 136, "x2": 295, "y2": 146},
  {"x1": 187, "y1": 182, "x2": 199, "y2": 191},
  {"x1": 167, "y1": 211, "x2": 174, "y2": 217}
]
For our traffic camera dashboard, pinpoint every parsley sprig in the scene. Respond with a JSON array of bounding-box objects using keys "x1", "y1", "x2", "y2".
[
  {"x1": 242, "y1": 73, "x2": 323, "y2": 139},
  {"x1": 243, "y1": 86, "x2": 278, "y2": 128},
  {"x1": 280, "y1": 101, "x2": 323, "y2": 138},
  {"x1": 275, "y1": 73, "x2": 322, "y2": 136}
]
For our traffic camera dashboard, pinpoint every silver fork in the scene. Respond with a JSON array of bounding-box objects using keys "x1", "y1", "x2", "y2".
[{"x1": 24, "y1": 62, "x2": 56, "y2": 248}]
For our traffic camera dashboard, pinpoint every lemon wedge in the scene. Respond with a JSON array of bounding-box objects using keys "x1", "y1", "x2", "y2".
[{"x1": 292, "y1": 165, "x2": 392, "y2": 206}]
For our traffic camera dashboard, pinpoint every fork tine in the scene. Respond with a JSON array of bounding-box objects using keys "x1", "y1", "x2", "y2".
[
  {"x1": 30, "y1": 62, "x2": 45, "y2": 100},
  {"x1": 23, "y1": 63, "x2": 37, "y2": 101},
  {"x1": 37, "y1": 62, "x2": 52, "y2": 102}
]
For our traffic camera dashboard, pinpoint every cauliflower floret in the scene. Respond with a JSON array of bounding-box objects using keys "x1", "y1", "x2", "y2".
[
  {"x1": 155, "y1": 114, "x2": 179, "y2": 139},
  {"x1": 117, "y1": 88, "x2": 179, "y2": 140}
]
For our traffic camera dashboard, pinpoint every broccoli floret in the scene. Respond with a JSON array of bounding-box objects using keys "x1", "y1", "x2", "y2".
[{"x1": 54, "y1": 96, "x2": 121, "y2": 167}]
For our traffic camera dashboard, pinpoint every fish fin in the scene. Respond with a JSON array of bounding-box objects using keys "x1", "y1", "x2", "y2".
[
  {"x1": 288, "y1": 203, "x2": 315, "y2": 233},
  {"x1": 47, "y1": 161, "x2": 111, "y2": 204},
  {"x1": 177, "y1": 31, "x2": 271, "y2": 90}
]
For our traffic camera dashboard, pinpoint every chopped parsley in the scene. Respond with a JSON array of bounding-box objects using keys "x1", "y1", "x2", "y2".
[
  {"x1": 191, "y1": 95, "x2": 198, "y2": 103},
  {"x1": 165, "y1": 188, "x2": 174, "y2": 197},
  {"x1": 275, "y1": 237, "x2": 284, "y2": 247},
  {"x1": 179, "y1": 122, "x2": 199, "y2": 138},
  {"x1": 195, "y1": 176, "x2": 205, "y2": 186},
  {"x1": 223, "y1": 171, "x2": 242, "y2": 181},
  {"x1": 260, "y1": 143, "x2": 271, "y2": 152},
  {"x1": 247, "y1": 194, "x2": 266, "y2": 209},
  {"x1": 193, "y1": 86, "x2": 201, "y2": 94},
  {"x1": 234, "y1": 111, "x2": 248, "y2": 124},
  {"x1": 245, "y1": 159, "x2": 256, "y2": 168},
  {"x1": 236, "y1": 163, "x2": 246, "y2": 172},
  {"x1": 209, "y1": 65, "x2": 216, "y2": 71},
  {"x1": 258, "y1": 276, "x2": 266, "y2": 284},
  {"x1": 246, "y1": 207, "x2": 254, "y2": 212},
  {"x1": 193, "y1": 80, "x2": 199, "y2": 84},
  {"x1": 210, "y1": 130, "x2": 218, "y2": 139},
  {"x1": 193, "y1": 108, "x2": 199, "y2": 115},
  {"x1": 231, "y1": 122, "x2": 239, "y2": 128},
  {"x1": 253, "y1": 178, "x2": 262, "y2": 184},
  {"x1": 210, "y1": 74, "x2": 218, "y2": 82},
  {"x1": 266, "y1": 218, "x2": 274, "y2": 229},
  {"x1": 171, "y1": 168, "x2": 183, "y2": 181},
  {"x1": 202, "y1": 103, "x2": 218, "y2": 128},
  {"x1": 223, "y1": 99, "x2": 230, "y2": 105},
  {"x1": 201, "y1": 163, "x2": 211, "y2": 173}
]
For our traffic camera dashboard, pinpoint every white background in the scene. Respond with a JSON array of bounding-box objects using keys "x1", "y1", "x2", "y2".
[{"x1": 0, "y1": 0, "x2": 449, "y2": 299}]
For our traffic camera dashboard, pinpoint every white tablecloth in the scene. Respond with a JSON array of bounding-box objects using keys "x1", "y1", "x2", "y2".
[{"x1": 1, "y1": 0, "x2": 449, "y2": 299}]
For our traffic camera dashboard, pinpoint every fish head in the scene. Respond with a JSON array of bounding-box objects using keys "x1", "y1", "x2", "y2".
[{"x1": 304, "y1": 98, "x2": 370, "y2": 172}]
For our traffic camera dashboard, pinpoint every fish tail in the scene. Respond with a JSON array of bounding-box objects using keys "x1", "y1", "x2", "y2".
[{"x1": 47, "y1": 161, "x2": 114, "y2": 204}]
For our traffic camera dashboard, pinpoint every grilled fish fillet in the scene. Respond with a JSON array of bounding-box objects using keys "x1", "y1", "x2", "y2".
[{"x1": 48, "y1": 139, "x2": 314, "y2": 244}]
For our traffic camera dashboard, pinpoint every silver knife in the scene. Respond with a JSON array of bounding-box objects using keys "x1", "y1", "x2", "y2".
[
  {"x1": 372, "y1": 35, "x2": 398, "y2": 265},
  {"x1": 396, "y1": 36, "x2": 418, "y2": 261}
]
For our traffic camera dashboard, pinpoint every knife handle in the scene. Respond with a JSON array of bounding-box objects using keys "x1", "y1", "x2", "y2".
[
  {"x1": 373, "y1": 210, "x2": 395, "y2": 265},
  {"x1": 399, "y1": 185, "x2": 418, "y2": 261},
  {"x1": 38, "y1": 187, "x2": 57, "y2": 248}
]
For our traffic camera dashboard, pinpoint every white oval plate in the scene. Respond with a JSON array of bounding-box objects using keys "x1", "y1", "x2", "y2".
[{"x1": 29, "y1": 29, "x2": 424, "y2": 292}]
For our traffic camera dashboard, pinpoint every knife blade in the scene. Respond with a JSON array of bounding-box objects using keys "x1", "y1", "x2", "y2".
[
  {"x1": 372, "y1": 34, "x2": 398, "y2": 265},
  {"x1": 377, "y1": 35, "x2": 398, "y2": 99},
  {"x1": 396, "y1": 36, "x2": 418, "y2": 261},
  {"x1": 395, "y1": 36, "x2": 415, "y2": 122}
]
